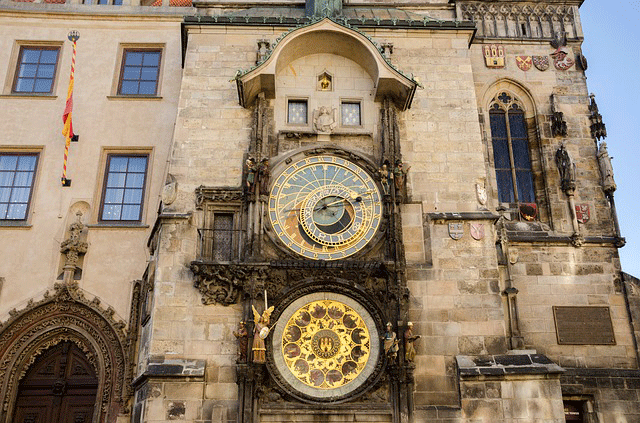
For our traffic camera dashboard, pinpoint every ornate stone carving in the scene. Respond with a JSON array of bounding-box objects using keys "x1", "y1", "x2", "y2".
[
  {"x1": 460, "y1": 2, "x2": 579, "y2": 41},
  {"x1": 195, "y1": 186, "x2": 244, "y2": 209},
  {"x1": 312, "y1": 106, "x2": 337, "y2": 133},
  {"x1": 0, "y1": 282, "x2": 129, "y2": 423},
  {"x1": 589, "y1": 93, "x2": 607, "y2": 141},
  {"x1": 60, "y1": 212, "x2": 88, "y2": 268},
  {"x1": 550, "y1": 94, "x2": 567, "y2": 137},
  {"x1": 190, "y1": 263, "x2": 251, "y2": 306},
  {"x1": 161, "y1": 174, "x2": 178, "y2": 206}
]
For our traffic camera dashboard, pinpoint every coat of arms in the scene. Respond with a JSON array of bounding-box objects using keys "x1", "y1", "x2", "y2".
[
  {"x1": 483, "y1": 44, "x2": 505, "y2": 68},
  {"x1": 516, "y1": 56, "x2": 532, "y2": 71},
  {"x1": 448, "y1": 223, "x2": 464, "y2": 240},
  {"x1": 551, "y1": 47, "x2": 574, "y2": 71},
  {"x1": 575, "y1": 204, "x2": 590, "y2": 224},
  {"x1": 519, "y1": 203, "x2": 538, "y2": 221},
  {"x1": 470, "y1": 223, "x2": 485, "y2": 240},
  {"x1": 532, "y1": 55, "x2": 549, "y2": 71}
]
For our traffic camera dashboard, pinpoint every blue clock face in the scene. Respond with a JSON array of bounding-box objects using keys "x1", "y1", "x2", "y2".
[{"x1": 268, "y1": 155, "x2": 383, "y2": 260}]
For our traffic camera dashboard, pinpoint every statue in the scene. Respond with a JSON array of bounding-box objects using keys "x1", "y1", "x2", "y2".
[
  {"x1": 379, "y1": 163, "x2": 392, "y2": 195},
  {"x1": 393, "y1": 160, "x2": 410, "y2": 196},
  {"x1": 258, "y1": 158, "x2": 270, "y2": 196},
  {"x1": 251, "y1": 305, "x2": 274, "y2": 363},
  {"x1": 313, "y1": 106, "x2": 337, "y2": 133},
  {"x1": 233, "y1": 320, "x2": 249, "y2": 362},
  {"x1": 404, "y1": 322, "x2": 421, "y2": 362},
  {"x1": 597, "y1": 142, "x2": 616, "y2": 194},
  {"x1": 555, "y1": 144, "x2": 575, "y2": 193},
  {"x1": 382, "y1": 322, "x2": 399, "y2": 360},
  {"x1": 245, "y1": 157, "x2": 257, "y2": 194}
]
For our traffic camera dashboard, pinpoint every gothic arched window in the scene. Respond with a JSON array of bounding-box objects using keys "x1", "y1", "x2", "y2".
[{"x1": 489, "y1": 92, "x2": 535, "y2": 204}]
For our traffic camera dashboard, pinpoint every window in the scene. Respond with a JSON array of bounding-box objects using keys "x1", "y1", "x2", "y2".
[
  {"x1": 118, "y1": 49, "x2": 161, "y2": 96},
  {"x1": 489, "y1": 92, "x2": 535, "y2": 204},
  {"x1": 341, "y1": 101, "x2": 361, "y2": 126},
  {"x1": 84, "y1": 0, "x2": 123, "y2": 4},
  {"x1": 100, "y1": 155, "x2": 148, "y2": 222},
  {"x1": 210, "y1": 213, "x2": 234, "y2": 261},
  {"x1": 0, "y1": 153, "x2": 38, "y2": 220},
  {"x1": 12, "y1": 46, "x2": 60, "y2": 94},
  {"x1": 288, "y1": 100, "x2": 308, "y2": 124}
]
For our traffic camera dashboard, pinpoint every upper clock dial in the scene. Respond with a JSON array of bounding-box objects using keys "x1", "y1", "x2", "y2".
[{"x1": 268, "y1": 155, "x2": 382, "y2": 260}]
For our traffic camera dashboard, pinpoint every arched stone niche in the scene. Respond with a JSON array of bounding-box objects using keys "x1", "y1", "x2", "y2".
[
  {"x1": 0, "y1": 282, "x2": 129, "y2": 423},
  {"x1": 236, "y1": 18, "x2": 417, "y2": 110}
]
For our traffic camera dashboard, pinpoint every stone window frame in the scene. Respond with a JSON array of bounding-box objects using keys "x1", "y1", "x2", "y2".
[
  {"x1": 340, "y1": 98, "x2": 363, "y2": 128},
  {"x1": 482, "y1": 80, "x2": 548, "y2": 222},
  {"x1": 286, "y1": 97, "x2": 309, "y2": 126},
  {"x1": 0, "y1": 151, "x2": 40, "y2": 222},
  {"x1": 109, "y1": 43, "x2": 165, "y2": 99},
  {"x1": 3, "y1": 40, "x2": 64, "y2": 97},
  {"x1": 92, "y1": 147, "x2": 154, "y2": 226}
]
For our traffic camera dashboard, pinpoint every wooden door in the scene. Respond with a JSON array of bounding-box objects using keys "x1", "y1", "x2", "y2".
[{"x1": 13, "y1": 341, "x2": 98, "y2": 423}]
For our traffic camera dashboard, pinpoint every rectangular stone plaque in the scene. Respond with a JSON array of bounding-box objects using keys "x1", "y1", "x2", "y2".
[{"x1": 553, "y1": 306, "x2": 616, "y2": 345}]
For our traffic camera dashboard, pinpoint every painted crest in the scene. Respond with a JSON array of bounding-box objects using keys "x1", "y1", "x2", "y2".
[
  {"x1": 575, "y1": 204, "x2": 590, "y2": 224},
  {"x1": 483, "y1": 44, "x2": 505, "y2": 68},
  {"x1": 551, "y1": 47, "x2": 574, "y2": 71},
  {"x1": 519, "y1": 203, "x2": 538, "y2": 221},
  {"x1": 516, "y1": 55, "x2": 532, "y2": 71},
  {"x1": 532, "y1": 55, "x2": 550, "y2": 71},
  {"x1": 470, "y1": 223, "x2": 485, "y2": 241},
  {"x1": 448, "y1": 223, "x2": 464, "y2": 240}
]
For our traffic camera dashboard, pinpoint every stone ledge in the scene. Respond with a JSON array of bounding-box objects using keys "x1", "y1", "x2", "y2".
[
  {"x1": 457, "y1": 354, "x2": 564, "y2": 378},
  {"x1": 133, "y1": 357, "x2": 206, "y2": 387}
]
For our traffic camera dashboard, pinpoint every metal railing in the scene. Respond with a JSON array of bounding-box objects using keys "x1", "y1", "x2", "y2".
[{"x1": 196, "y1": 228, "x2": 244, "y2": 262}]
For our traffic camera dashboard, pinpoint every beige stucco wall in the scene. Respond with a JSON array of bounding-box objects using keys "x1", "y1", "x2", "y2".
[{"x1": 0, "y1": 11, "x2": 183, "y2": 321}]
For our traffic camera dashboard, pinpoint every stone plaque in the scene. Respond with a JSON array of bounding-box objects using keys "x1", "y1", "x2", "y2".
[{"x1": 553, "y1": 306, "x2": 616, "y2": 345}]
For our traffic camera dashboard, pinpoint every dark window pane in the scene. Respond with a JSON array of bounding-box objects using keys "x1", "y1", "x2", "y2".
[
  {"x1": 142, "y1": 52, "x2": 160, "y2": 67},
  {"x1": 40, "y1": 50, "x2": 58, "y2": 64},
  {"x1": 17, "y1": 156, "x2": 37, "y2": 171},
  {"x1": 495, "y1": 170, "x2": 515, "y2": 203},
  {"x1": 6, "y1": 203, "x2": 27, "y2": 220},
  {"x1": 213, "y1": 213, "x2": 233, "y2": 261},
  {"x1": 33, "y1": 79, "x2": 53, "y2": 93},
  {"x1": 21, "y1": 49, "x2": 41, "y2": 64},
  {"x1": 140, "y1": 67, "x2": 158, "y2": 81},
  {"x1": 125, "y1": 52, "x2": 143, "y2": 66},
  {"x1": 104, "y1": 188, "x2": 124, "y2": 204},
  {"x1": 102, "y1": 204, "x2": 122, "y2": 220},
  {"x1": 0, "y1": 156, "x2": 17, "y2": 171},
  {"x1": 0, "y1": 188, "x2": 10, "y2": 202},
  {"x1": 121, "y1": 205, "x2": 141, "y2": 221},
  {"x1": 37, "y1": 64, "x2": 55, "y2": 78},
  {"x1": 138, "y1": 81, "x2": 157, "y2": 95},
  {"x1": 106, "y1": 173, "x2": 126, "y2": 188},
  {"x1": 123, "y1": 67, "x2": 141, "y2": 80},
  {"x1": 18, "y1": 64, "x2": 37, "y2": 78},
  {"x1": 120, "y1": 81, "x2": 139, "y2": 95},
  {"x1": 128, "y1": 157, "x2": 147, "y2": 172},
  {"x1": 15, "y1": 79, "x2": 34, "y2": 93},
  {"x1": 113, "y1": 0, "x2": 123, "y2": 5},
  {"x1": 0, "y1": 204, "x2": 6, "y2": 219},
  {"x1": 492, "y1": 137, "x2": 511, "y2": 170},
  {"x1": 489, "y1": 111, "x2": 507, "y2": 138},
  {"x1": 516, "y1": 170, "x2": 535, "y2": 203},
  {"x1": 509, "y1": 112, "x2": 527, "y2": 138},
  {"x1": 512, "y1": 137, "x2": 532, "y2": 169},
  {"x1": 10, "y1": 188, "x2": 30, "y2": 203},
  {"x1": 13, "y1": 172, "x2": 33, "y2": 187},
  {"x1": 109, "y1": 157, "x2": 129, "y2": 172},
  {"x1": 123, "y1": 188, "x2": 143, "y2": 204},
  {"x1": 126, "y1": 173, "x2": 145, "y2": 188}
]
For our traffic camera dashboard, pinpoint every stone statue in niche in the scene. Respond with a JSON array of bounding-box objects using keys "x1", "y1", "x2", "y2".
[
  {"x1": 404, "y1": 322, "x2": 421, "y2": 362},
  {"x1": 313, "y1": 106, "x2": 337, "y2": 134},
  {"x1": 597, "y1": 142, "x2": 616, "y2": 194},
  {"x1": 317, "y1": 72, "x2": 332, "y2": 91},
  {"x1": 393, "y1": 160, "x2": 410, "y2": 199},
  {"x1": 233, "y1": 320, "x2": 249, "y2": 362},
  {"x1": 245, "y1": 157, "x2": 257, "y2": 194},
  {"x1": 555, "y1": 144, "x2": 576, "y2": 193},
  {"x1": 382, "y1": 322, "x2": 399, "y2": 360},
  {"x1": 258, "y1": 158, "x2": 270, "y2": 196}
]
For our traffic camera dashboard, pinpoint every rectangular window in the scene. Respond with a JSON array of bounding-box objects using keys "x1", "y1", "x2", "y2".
[
  {"x1": 341, "y1": 102, "x2": 361, "y2": 126},
  {"x1": 100, "y1": 154, "x2": 148, "y2": 222},
  {"x1": 0, "y1": 153, "x2": 38, "y2": 220},
  {"x1": 13, "y1": 46, "x2": 60, "y2": 94},
  {"x1": 212, "y1": 213, "x2": 234, "y2": 261},
  {"x1": 118, "y1": 49, "x2": 161, "y2": 96},
  {"x1": 288, "y1": 100, "x2": 308, "y2": 124}
]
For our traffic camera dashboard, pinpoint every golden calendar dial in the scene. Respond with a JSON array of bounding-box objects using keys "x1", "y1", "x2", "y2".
[{"x1": 268, "y1": 155, "x2": 382, "y2": 260}]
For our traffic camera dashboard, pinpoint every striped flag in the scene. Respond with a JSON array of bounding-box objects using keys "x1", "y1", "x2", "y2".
[{"x1": 62, "y1": 31, "x2": 79, "y2": 186}]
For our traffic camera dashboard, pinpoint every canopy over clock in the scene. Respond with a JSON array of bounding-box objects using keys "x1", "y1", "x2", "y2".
[{"x1": 268, "y1": 155, "x2": 383, "y2": 260}]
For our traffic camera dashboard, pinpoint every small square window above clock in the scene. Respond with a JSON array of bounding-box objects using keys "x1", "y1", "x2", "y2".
[{"x1": 288, "y1": 99, "x2": 308, "y2": 124}]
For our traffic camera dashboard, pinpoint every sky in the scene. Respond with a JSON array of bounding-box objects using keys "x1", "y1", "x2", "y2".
[{"x1": 580, "y1": 1, "x2": 640, "y2": 277}]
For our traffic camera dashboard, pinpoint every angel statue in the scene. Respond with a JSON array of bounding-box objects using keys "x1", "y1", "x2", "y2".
[{"x1": 252, "y1": 305, "x2": 274, "y2": 363}]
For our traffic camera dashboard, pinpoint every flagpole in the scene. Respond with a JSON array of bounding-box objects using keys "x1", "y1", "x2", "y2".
[{"x1": 61, "y1": 30, "x2": 79, "y2": 187}]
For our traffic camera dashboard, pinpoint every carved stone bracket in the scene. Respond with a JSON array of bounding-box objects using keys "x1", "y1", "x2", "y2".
[
  {"x1": 550, "y1": 94, "x2": 567, "y2": 137},
  {"x1": 190, "y1": 260, "x2": 393, "y2": 308},
  {"x1": 60, "y1": 211, "x2": 88, "y2": 268},
  {"x1": 195, "y1": 186, "x2": 244, "y2": 209}
]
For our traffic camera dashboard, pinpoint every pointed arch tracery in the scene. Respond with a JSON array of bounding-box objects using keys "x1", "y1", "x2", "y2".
[{"x1": 0, "y1": 282, "x2": 129, "y2": 423}]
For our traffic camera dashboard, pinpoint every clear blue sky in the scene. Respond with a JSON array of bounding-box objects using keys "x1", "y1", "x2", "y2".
[{"x1": 581, "y1": 1, "x2": 640, "y2": 276}]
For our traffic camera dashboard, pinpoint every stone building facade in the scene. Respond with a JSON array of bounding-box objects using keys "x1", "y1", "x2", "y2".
[{"x1": 0, "y1": 0, "x2": 638, "y2": 422}]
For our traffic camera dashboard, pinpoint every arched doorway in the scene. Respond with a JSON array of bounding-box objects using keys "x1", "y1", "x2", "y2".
[{"x1": 12, "y1": 341, "x2": 98, "y2": 423}]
